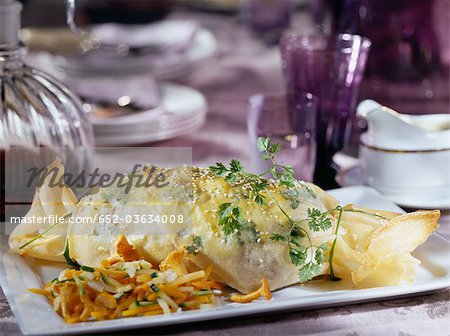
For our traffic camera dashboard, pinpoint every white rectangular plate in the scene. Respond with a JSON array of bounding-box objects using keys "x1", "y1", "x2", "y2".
[{"x1": 1, "y1": 186, "x2": 449, "y2": 336}]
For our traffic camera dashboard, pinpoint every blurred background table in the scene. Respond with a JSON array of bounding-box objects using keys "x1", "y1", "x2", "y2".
[{"x1": 1, "y1": 7, "x2": 449, "y2": 336}]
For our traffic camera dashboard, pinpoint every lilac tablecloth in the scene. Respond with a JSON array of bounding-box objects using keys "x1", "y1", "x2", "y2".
[{"x1": 1, "y1": 11, "x2": 449, "y2": 336}]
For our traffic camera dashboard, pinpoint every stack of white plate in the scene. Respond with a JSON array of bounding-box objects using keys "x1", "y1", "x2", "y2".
[
  {"x1": 91, "y1": 83, "x2": 207, "y2": 146},
  {"x1": 54, "y1": 22, "x2": 218, "y2": 82}
]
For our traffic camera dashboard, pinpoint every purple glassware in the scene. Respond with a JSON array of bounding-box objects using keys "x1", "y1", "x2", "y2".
[
  {"x1": 280, "y1": 33, "x2": 371, "y2": 189},
  {"x1": 242, "y1": 0, "x2": 293, "y2": 44},
  {"x1": 332, "y1": 0, "x2": 450, "y2": 116}
]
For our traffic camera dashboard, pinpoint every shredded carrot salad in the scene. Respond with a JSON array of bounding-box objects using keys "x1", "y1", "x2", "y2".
[{"x1": 29, "y1": 236, "x2": 270, "y2": 323}]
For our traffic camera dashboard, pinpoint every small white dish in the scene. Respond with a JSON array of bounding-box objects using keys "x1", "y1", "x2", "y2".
[
  {"x1": 337, "y1": 166, "x2": 450, "y2": 209},
  {"x1": 356, "y1": 100, "x2": 450, "y2": 196},
  {"x1": 1, "y1": 186, "x2": 449, "y2": 335}
]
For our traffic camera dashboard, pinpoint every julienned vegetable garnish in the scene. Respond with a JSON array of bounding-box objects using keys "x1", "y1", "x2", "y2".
[{"x1": 30, "y1": 235, "x2": 271, "y2": 323}]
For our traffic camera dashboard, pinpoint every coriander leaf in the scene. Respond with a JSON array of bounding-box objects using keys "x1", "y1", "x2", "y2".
[
  {"x1": 230, "y1": 159, "x2": 243, "y2": 173},
  {"x1": 268, "y1": 142, "x2": 282, "y2": 154},
  {"x1": 225, "y1": 173, "x2": 238, "y2": 184},
  {"x1": 257, "y1": 137, "x2": 270, "y2": 152},
  {"x1": 278, "y1": 165, "x2": 295, "y2": 187},
  {"x1": 253, "y1": 181, "x2": 267, "y2": 192},
  {"x1": 218, "y1": 203, "x2": 243, "y2": 235},
  {"x1": 307, "y1": 208, "x2": 332, "y2": 232},
  {"x1": 218, "y1": 202, "x2": 233, "y2": 219},
  {"x1": 298, "y1": 262, "x2": 320, "y2": 283},
  {"x1": 269, "y1": 233, "x2": 287, "y2": 242},
  {"x1": 283, "y1": 164, "x2": 294, "y2": 175},
  {"x1": 254, "y1": 193, "x2": 266, "y2": 205},
  {"x1": 289, "y1": 235, "x2": 303, "y2": 248},
  {"x1": 232, "y1": 206, "x2": 243, "y2": 221},
  {"x1": 209, "y1": 162, "x2": 228, "y2": 176},
  {"x1": 289, "y1": 247, "x2": 307, "y2": 266},
  {"x1": 314, "y1": 244, "x2": 329, "y2": 264}
]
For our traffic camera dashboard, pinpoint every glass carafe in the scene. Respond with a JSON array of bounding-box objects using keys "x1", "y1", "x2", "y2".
[{"x1": 0, "y1": 0, "x2": 93, "y2": 221}]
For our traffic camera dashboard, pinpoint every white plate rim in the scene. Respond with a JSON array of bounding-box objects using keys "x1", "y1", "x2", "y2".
[
  {"x1": 90, "y1": 83, "x2": 207, "y2": 128},
  {"x1": 58, "y1": 28, "x2": 217, "y2": 81},
  {"x1": 93, "y1": 113, "x2": 206, "y2": 146}
]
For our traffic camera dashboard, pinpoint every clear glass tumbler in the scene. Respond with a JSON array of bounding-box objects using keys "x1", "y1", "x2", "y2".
[
  {"x1": 247, "y1": 92, "x2": 317, "y2": 182},
  {"x1": 280, "y1": 33, "x2": 371, "y2": 189}
]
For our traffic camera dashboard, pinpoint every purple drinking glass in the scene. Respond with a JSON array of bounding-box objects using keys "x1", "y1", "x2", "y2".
[
  {"x1": 247, "y1": 92, "x2": 317, "y2": 182},
  {"x1": 332, "y1": 0, "x2": 449, "y2": 116},
  {"x1": 280, "y1": 33, "x2": 371, "y2": 189}
]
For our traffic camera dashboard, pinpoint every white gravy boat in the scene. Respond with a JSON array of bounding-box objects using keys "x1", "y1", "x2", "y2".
[{"x1": 357, "y1": 100, "x2": 450, "y2": 197}]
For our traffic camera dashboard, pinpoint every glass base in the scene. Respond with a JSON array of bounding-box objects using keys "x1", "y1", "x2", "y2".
[{"x1": 313, "y1": 151, "x2": 340, "y2": 190}]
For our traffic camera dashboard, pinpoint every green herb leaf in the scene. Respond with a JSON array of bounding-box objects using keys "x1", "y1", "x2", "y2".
[
  {"x1": 314, "y1": 244, "x2": 329, "y2": 264},
  {"x1": 254, "y1": 193, "x2": 266, "y2": 205},
  {"x1": 306, "y1": 208, "x2": 332, "y2": 232},
  {"x1": 80, "y1": 265, "x2": 95, "y2": 272},
  {"x1": 298, "y1": 262, "x2": 321, "y2": 283},
  {"x1": 63, "y1": 238, "x2": 81, "y2": 269},
  {"x1": 218, "y1": 202, "x2": 243, "y2": 235},
  {"x1": 209, "y1": 162, "x2": 228, "y2": 176},
  {"x1": 269, "y1": 233, "x2": 287, "y2": 242},
  {"x1": 289, "y1": 246, "x2": 307, "y2": 266},
  {"x1": 268, "y1": 142, "x2": 282, "y2": 155},
  {"x1": 186, "y1": 236, "x2": 203, "y2": 255},
  {"x1": 257, "y1": 137, "x2": 271, "y2": 152},
  {"x1": 230, "y1": 159, "x2": 243, "y2": 173}
]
